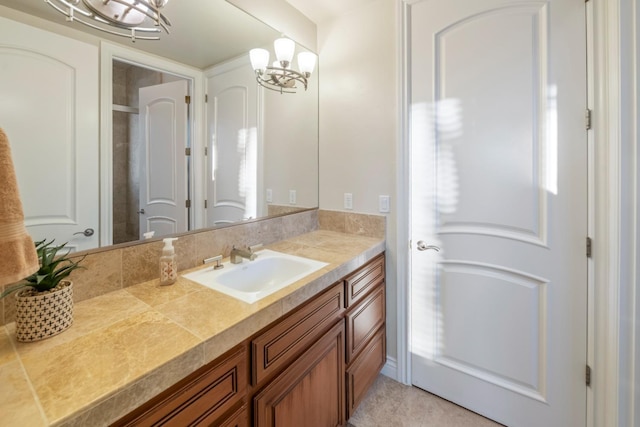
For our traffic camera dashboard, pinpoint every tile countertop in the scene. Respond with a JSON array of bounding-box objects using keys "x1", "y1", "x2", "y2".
[{"x1": 0, "y1": 230, "x2": 385, "y2": 427}]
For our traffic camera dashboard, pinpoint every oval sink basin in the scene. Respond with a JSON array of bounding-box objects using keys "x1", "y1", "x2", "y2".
[{"x1": 182, "y1": 249, "x2": 329, "y2": 303}]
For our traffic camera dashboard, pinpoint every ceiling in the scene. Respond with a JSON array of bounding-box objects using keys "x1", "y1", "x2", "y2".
[
  {"x1": 284, "y1": 0, "x2": 379, "y2": 24},
  {"x1": 0, "y1": 0, "x2": 280, "y2": 69}
]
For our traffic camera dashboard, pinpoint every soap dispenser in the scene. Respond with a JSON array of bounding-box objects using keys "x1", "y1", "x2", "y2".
[{"x1": 159, "y1": 237, "x2": 178, "y2": 286}]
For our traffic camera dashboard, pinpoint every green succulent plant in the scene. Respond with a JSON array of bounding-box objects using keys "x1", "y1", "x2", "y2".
[{"x1": 0, "y1": 239, "x2": 85, "y2": 299}]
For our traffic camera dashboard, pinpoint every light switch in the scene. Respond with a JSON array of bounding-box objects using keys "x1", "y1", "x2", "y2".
[
  {"x1": 379, "y1": 195, "x2": 390, "y2": 213},
  {"x1": 344, "y1": 193, "x2": 353, "y2": 210}
]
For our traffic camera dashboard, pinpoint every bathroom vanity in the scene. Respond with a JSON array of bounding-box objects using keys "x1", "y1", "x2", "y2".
[
  {"x1": 112, "y1": 253, "x2": 386, "y2": 426},
  {"x1": 0, "y1": 228, "x2": 386, "y2": 426}
]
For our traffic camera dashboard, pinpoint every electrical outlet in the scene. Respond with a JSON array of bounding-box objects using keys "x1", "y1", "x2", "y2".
[
  {"x1": 379, "y1": 195, "x2": 390, "y2": 213},
  {"x1": 289, "y1": 190, "x2": 297, "y2": 205},
  {"x1": 344, "y1": 193, "x2": 353, "y2": 210},
  {"x1": 266, "y1": 189, "x2": 273, "y2": 203}
]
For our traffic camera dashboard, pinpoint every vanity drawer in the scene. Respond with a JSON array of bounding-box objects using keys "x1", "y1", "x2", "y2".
[
  {"x1": 112, "y1": 346, "x2": 247, "y2": 427},
  {"x1": 346, "y1": 284, "x2": 385, "y2": 364},
  {"x1": 252, "y1": 281, "x2": 345, "y2": 385},
  {"x1": 345, "y1": 254, "x2": 385, "y2": 307},
  {"x1": 346, "y1": 326, "x2": 386, "y2": 418}
]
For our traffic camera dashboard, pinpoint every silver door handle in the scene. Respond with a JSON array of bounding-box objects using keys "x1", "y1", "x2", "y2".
[
  {"x1": 137, "y1": 209, "x2": 145, "y2": 214},
  {"x1": 74, "y1": 228, "x2": 94, "y2": 237},
  {"x1": 416, "y1": 240, "x2": 440, "y2": 252}
]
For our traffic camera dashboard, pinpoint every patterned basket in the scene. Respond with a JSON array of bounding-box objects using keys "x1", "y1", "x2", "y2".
[{"x1": 15, "y1": 281, "x2": 74, "y2": 342}]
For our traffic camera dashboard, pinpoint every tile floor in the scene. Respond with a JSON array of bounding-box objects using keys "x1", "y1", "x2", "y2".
[{"x1": 348, "y1": 375, "x2": 504, "y2": 427}]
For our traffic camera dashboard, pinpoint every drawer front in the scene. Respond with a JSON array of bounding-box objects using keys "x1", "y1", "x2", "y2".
[
  {"x1": 346, "y1": 285, "x2": 385, "y2": 365},
  {"x1": 113, "y1": 347, "x2": 247, "y2": 427},
  {"x1": 346, "y1": 326, "x2": 386, "y2": 418},
  {"x1": 217, "y1": 404, "x2": 248, "y2": 427},
  {"x1": 252, "y1": 281, "x2": 345, "y2": 385},
  {"x1": 345, "y1": 254, "x2": 385, "y2": 307}
]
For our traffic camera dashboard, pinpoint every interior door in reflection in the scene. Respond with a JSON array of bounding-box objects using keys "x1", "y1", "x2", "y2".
[{"x1": 138, "y1": 80, "x2": 189, "y2": 239}]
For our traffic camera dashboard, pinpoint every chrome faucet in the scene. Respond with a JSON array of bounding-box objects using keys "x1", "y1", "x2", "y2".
[{"x1": 230, "y1": 244, "x2": 262, "y2": 264}]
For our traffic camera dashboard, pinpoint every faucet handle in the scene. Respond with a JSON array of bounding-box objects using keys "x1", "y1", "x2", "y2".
[
  {"x1": 249, "y1": 243, "x2": 263, "y2": 252},
  {"x1": 203, "y1": 255, "x2": 224, "y2": 270}
]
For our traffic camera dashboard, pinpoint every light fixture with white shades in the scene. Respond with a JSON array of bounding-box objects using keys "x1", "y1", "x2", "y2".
[
  {"x1": 249, "y1": 37, "x2": 317, "y2": 94},
  {"x1": 44, "y1": 0, "x2": 171, "y2": 41}
]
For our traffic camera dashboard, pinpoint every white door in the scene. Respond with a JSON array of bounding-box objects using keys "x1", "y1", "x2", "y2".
[
  {"x1": 206, "y1": 58, "x2": 259, "y2": 226},
  {"x1": 138, "y1": 80, "x2": 189, "y2": 239},
  {"x1": 409, "y1": 1, "x2": 587, "y2": 426},
  {"x1": 0, "y1": 16, "x2": 99, "y2": 252}
]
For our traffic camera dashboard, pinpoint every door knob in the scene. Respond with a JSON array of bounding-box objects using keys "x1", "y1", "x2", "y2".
[
  {"x1": 416, "y1": 240, "x2": 440, "y2": 252},
  {"x1": 73, "y1": 228, "x2": 94, "y2": 237},
  {"x1": 137, "y1": 209, "x2": 145, "y2": 214}
]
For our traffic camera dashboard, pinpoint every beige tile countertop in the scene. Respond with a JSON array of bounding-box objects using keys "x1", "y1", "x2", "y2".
[{"x1": 0, "y1": 230, "x2": 385, "y2": 427}]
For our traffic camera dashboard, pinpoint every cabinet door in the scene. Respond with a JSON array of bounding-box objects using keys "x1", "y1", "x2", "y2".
[
  {"x1": 346, "y1": 327, "x2": 386, "y2": 418},
  {"x1": 254, "y1": 320, "x2": 346, "y2": 427}
]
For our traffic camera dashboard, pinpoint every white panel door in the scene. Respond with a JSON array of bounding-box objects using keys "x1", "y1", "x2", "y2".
[
  {"x1": 0, "y1": 16, "x2": 99, "y2": 251},
  {"x1": 138, "y1": 81, "x2": 189, "y2": 239},
  {"x1": 206, "y1": 58, "x2": 258, "y2": 226},
  {"x1": 409, "y1": 1, "x2": 587, "y2": 426}
]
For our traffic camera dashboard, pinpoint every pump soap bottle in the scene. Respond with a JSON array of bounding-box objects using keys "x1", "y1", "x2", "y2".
[{"x1": 160, "y1": 237, "x2": 179, "y2": 285}]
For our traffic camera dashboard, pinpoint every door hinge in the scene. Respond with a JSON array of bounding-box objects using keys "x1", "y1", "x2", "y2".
[
  {"x1": 204, "y1": 146, "x2": 208, "y2": 156},
  {"x1": 185, "y1": 147, "x2": 191, "y2": 156},
  {"x1": 185, "y1": 95, "x2": 191, "y2": 104},
  {"x1": 587, "y1": 237, "x2": 592, "y2": 258},
  {"x1": 205, "y1": 94, "x2": 208, "y2": 103},
  {"x1": 586, "y1": 365, "x2": 592, "y2": 386},
  {"x1": 204, "y1": 199, "x2": 208, "y2": 209},
  {"x1": 186, "y1": 199, "x2": 191, "y2": 208},
  {"x1": 585, "y1": 109, "x2": 592, "y2": 130}
]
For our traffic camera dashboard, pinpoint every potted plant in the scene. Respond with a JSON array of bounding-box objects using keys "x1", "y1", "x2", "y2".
[{"x1": 0, "y1": 239, "x2": 85, "y2": 342}]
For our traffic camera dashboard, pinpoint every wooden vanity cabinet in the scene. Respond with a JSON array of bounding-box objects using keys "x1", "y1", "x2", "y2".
[
  {"x1": 111, "y1": 345, "x2": 247, "y2": 427},
  {"x1": 113, "y1": 253, "x2": 386, "y2": 427},
  {"x1": 253, "y1": 320, "x2": 346, "y2": 427},
  {"x1": 344, "y1": 255, "x2": 386, "y2": 418}
]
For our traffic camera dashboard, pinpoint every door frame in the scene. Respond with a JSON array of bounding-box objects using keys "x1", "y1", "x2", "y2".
[
  {"x1": 395, "y1": 1, "x2": 637, "y2": 426},
  {"x1": 99, "y1": 41, "x2": 205, "y2": 246}
]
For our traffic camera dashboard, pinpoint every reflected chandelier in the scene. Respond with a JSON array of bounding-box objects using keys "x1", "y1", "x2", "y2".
[
  {"x1": 45, "y1": 0, "x2": 171, "y2": 41},
  {"x1": 249, "y1": 38, "x2": 317, "y2": 94}
]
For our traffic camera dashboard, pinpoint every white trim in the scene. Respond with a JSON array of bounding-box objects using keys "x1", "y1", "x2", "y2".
[
  {"x1": 99, "y1": 42, "x2": 206, "y2": 244},
  {"x1": 395, "y1": 0, "x2": 411, "y2": 386},
  {"x1": 381, "y1": 356, "x2": 398, "y2": 380},
  {"x1": 591, "y1": 0, "x2": 623, "y2": 425}
]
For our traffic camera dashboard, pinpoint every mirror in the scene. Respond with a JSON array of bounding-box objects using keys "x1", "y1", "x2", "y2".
[{"x1": 0, "y1": 0, "x2": 318, "y2": 252}]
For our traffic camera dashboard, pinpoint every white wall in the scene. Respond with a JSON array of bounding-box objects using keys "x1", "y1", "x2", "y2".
[{"x1": 317, "y1": 0, "x2": 399, "y2": 364}]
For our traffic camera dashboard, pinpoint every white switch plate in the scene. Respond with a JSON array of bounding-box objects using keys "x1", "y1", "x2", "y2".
[
  {"x1": 379, "y1": 195, "x2": 390, "y2": 213},
  {"x1": 266, "y1": 189, "x2": 273, "y2": 203},
  {"x1": 344, "y1": 193, "x2": 353, "y2": 210},
  {"x1": 289, "y1": 190, "x2": 297, "y2": 205}
]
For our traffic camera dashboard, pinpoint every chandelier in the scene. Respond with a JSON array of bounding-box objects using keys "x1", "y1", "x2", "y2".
[
  {"x1": 44, "y1": 0, "x2": 171, "y2": 41},
  {"x1": 249, "y1": 38, "x2": 317, "y2": 94}
]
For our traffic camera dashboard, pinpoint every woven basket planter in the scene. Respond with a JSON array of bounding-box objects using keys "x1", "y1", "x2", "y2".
[{"x1": 15, "y1": 281, "x2": 74, "y2": 342}]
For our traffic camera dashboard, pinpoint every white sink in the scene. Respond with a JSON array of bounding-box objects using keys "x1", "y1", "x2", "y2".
[{"x1": 182, "y1": 249, "x2": 329, "y2": 304}]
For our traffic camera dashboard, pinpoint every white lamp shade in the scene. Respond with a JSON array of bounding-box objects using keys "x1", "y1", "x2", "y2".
[
  {"x1": 274, "y1": 38, "x2": 295, "y2": 63},
  {"x1": 249, "y1": 48, "x2": 270, "y2": 72},
  {"x1": 297, "y1": 52, "x2": 316, "y2": 75}
]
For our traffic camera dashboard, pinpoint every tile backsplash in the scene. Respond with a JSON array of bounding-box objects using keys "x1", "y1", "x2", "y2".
[{"x1": 0, "y1": 209, "x2": 385, "y2": 326}]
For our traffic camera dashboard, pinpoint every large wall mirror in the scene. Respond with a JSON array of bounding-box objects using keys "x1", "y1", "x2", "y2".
[{"x1": 0, "y1": 0, "x2": 319, "y2": 252}]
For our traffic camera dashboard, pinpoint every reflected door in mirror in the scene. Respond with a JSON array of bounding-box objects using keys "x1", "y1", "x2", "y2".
[
  {"x1": 0, "y1": 16, "x2": 99, "y2": 252},
  {"x1": 139, "y1": 81, "x2": 189, "y2": 239},
  {"x1": 206, "y1": 57, "x2": 261, "y2": 226}
]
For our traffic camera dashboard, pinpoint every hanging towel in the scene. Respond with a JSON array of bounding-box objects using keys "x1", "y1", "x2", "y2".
[{"x1": 0, "y1": 128, "x2": 38, "y2": 286}]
